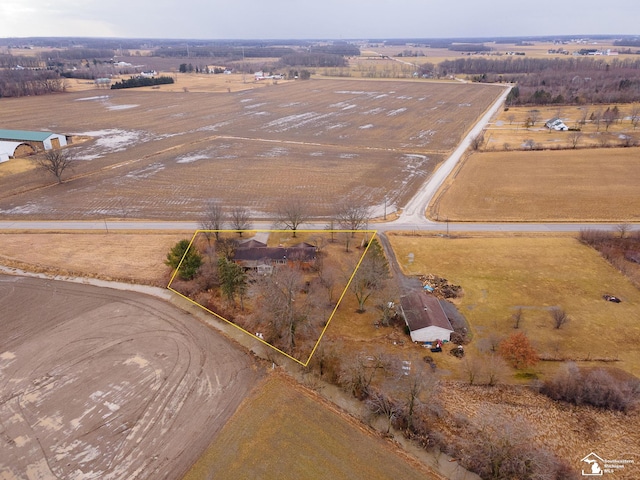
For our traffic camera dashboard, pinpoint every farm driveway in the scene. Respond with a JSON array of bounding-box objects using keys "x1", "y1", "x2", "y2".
[{"x1": 0, "y1": 275, "x2": 261, "y2": 480}]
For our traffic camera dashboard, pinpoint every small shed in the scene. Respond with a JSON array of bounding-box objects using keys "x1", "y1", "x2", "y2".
[
  {"x1": 400, "y1": 291, "x2": 454, "y2": 343},
  {"x1": 0, "y1": 129, "x2": 68, "y2": 151}
]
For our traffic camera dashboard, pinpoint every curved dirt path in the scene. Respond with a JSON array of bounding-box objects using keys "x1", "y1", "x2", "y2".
[{"x1": 0, "y1": 274, "x2": 261, "y2": 480}]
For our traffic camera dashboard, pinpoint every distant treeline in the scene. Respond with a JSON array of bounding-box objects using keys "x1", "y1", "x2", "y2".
[
  {"x1": 614, "y1": 38, "x2": 640, "y2": 47},
  {"x1": 448, "y1": 44, "x2": 492, "y2": 52},
  {"x1": 434, "y1": 57, "x2": 640, "y2": 104},
  {"x1": 110, "y1": 76, "x2": 174, "y2": 89},
  {"x1": 279, "y1": 53, "x2": 348, "y2": 68},
  {"x1": 0, "y1": 54, "x2": 42, "y2": 68},
  {"x1": 157, "y1": 46, "x2": 295, "y2": 59},
  {"x1": 0, "y1": 69, "x2": 65, "y2": 97}
]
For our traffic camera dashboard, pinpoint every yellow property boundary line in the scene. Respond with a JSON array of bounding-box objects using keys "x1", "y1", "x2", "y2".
[{"x1": 167, "y1": 229, "x2": 378, "y2": 366}]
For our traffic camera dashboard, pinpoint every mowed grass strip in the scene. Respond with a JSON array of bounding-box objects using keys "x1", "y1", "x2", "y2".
[
  {"x1": 388, "y1": 234, "x2": 640, "y2": 377},
  {"x1": 183, "y1": 374, "x2": 441, "y2": 480},
  {"x1": 431, "y1": 147, "x2": 640, "y2": 221}
]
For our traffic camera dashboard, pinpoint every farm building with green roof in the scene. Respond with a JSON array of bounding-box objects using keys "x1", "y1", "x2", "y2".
[{"x1": 0, "y1": 129, "x2": 68, "y2": 163}]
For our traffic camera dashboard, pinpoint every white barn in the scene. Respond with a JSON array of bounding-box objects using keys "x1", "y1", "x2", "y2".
[
  {"x1": 0, "y1": 129, "x2": 68, "y2": 151},
  {"x1": 400, "y1": 291, "x2": 454, "y2": 343}
]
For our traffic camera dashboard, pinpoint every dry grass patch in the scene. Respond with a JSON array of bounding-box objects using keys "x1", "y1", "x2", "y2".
[
  {"x1": 183, "y1": 373, "x2": 441, "y2": 480},
  {"x1": 0, "y1": 232, "x2": 186, "y2": 285},
  {"x1": 431, "y1": 148, "x2": 640, "y2": 221},
  {"x1": 388, "y1": 233, "x2": 640, "y2": 378}
]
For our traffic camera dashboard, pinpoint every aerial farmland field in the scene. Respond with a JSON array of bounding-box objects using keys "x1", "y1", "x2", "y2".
[{"x1": 0, "y1": 78, "x2": 502, "y2": 219}]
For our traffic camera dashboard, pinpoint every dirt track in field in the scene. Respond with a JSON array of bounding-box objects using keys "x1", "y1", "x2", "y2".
[{"x1": 0, "y1": 275, "x2": 261, "y2": 480}]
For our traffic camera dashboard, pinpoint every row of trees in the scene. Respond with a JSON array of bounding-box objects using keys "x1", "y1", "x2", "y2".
[
  {"x1": 430, "y1": 57, "x2": 640, "y2": 105},
  {"x1": 0, "y1": 69, "x2": 65, "y2": 97},
  {"x1": 110, "y1": 76, "x2": 174, "y2": 89}
]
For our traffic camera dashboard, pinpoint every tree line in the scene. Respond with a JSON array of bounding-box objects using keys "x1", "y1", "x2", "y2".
[
  {"x1": 0, "y1": 69, "x2": 65, "y2": 98},
  {"x1": 110, "y1": 76, "x2": 174, "y2": 89},
  {"x1": 432, "y1": 57, "x2": 640, "y2": 105}
]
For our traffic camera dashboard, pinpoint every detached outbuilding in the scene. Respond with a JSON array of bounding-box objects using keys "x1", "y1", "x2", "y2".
[
  {"x1": 0, "y1": 129, "x2": 68, "y2": 152},
  {"x1": 400, "y1": 291, "x2": 454, "y2": 343}
]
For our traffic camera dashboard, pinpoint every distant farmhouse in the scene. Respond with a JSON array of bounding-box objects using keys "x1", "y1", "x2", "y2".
[
  {"x1": 233, "y1": 239, "x2": 317, "y2": 274},
  {"x1": 0, "y1": 129, "x2": 68, "y2": 163},
  {"x1": 545, "y1": 118, "x2": 569, "y2": 131},
  {"x1": 400, "y1": 291, "x2": 454, "y2": 343}
]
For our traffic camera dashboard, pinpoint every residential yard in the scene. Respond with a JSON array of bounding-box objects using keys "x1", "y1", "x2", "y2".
[
  {"x1": 387, "y1": 232, "x2": 640, "y2": 379},
  {"x1": 430, "y1": 147, "x2": 640, "y2": 221},
  {"x1": 485, "y1": 103, "x2": 640, "y2": 151}
]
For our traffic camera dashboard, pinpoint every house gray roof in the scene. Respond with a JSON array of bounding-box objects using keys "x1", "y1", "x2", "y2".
[
  {"x1": 0, "y1": 129, "x2": 59, "y2": 142},
  {"x1": 234, "y1": 243, "x2": 316, "y2": 264},
  {"x1": 400, "y1": 292, "x2": 454, "y2": 332}
]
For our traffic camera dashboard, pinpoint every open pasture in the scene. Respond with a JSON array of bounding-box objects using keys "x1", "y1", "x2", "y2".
[
  {"x1": 0, "y1": 79, "x2": 502, "y2": 219},
  {"x1": 430, "y1": 147, "x2": 640, "y2": 222},
  {"x1": 388, "y1": 233, "x2": 640, "y2": 378}
]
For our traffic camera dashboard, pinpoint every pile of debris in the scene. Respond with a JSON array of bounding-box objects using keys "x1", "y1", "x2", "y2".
[{"x1": 420, "y1": 274, "x2": 463, "y2": 299}]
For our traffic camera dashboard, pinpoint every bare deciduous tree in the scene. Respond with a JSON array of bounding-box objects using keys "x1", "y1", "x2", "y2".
[
  {"x1": 336, "y1": 200, "x2": 370, "y2": 236},
  {"x1": 349, "y1": 239, "x2": 389, "y2": 313},
  {"x1": 230, "y1": 206, "x2": 251, "y2": 236},
  {"x1": 366, "y1": 389, "x2": 401, "y2": 434},
  {"x1": 569, "y1": 130, "x2": 583, "y2": 149},
  {"x1": 200, "y1": 200, "x2": 227, "y2": 243},
  {"x1": 616, "y1": 222, "x2": 632, "y2": 238},
  {"x1": 512, "y1": 307, "x2": 523, "y2": 329},
  {"x1": 253, "y1": 267, "x2": 315, "y2": 354},
  {"x1": 35, "y1": 148, "x2": 75, "y2": 183},
  {"x1": 274, "y1": 198, "x2": 308, "y2": 237},
  {"x1": 551, "y1": 308, "x2": 569, "y2": 329},
  {"x1": 470, "y1": 132, "x2": 484, "y2": 151}
]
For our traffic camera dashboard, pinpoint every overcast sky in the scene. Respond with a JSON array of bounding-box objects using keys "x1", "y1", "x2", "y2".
[{"x1": 1, "y1": 0, "x2": 639, "y2": 40}]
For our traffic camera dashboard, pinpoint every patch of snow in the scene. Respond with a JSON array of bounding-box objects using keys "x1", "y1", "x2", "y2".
[
  {"x1": 176, "y1": 153, "x2": 210, "y2": 164},
  {"x1": 125, "y1": 163, "x2": 164, "y2": 179},
  {"x1": 74, "y1": 95, "x2": 110, "y2": 102},
  {"x1": 387, "y1": 108, "x2": 407, "y2": 117},
  {"x1": 359, "y1": 124, "x2": 374, "y2": 130},
  {"x1": 107, "y1": 104, "x2": 138, "y2": 111}
]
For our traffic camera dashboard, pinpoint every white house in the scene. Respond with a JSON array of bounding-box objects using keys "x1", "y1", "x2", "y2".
[
  {"x1": 545, "y1": 118, "x2": 568, "y2": 131},
  {"x1": 400, "y1": 291, "x2": 454, "y2": 343}
]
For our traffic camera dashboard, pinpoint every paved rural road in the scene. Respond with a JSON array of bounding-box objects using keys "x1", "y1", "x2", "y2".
[{"x1": 395, "y1": 84, "x2": 511, "y2": 225}]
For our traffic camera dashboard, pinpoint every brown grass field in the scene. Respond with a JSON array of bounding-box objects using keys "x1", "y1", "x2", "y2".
[
  {"x1": 0, "y1": 231, "x2": 188, "y2": 285},
  {"x1": 429, "y1": 147, "x2": 640, "y2": 222},
  {"x1": 183, "y1": 373, "x2": 443, "y2": 480},
  {"x1": 388, "y1": 233, "x2": 640, "y2": 378},
  {"x1": 0, "y1": 79, "x2": 501, "y2": 220}
]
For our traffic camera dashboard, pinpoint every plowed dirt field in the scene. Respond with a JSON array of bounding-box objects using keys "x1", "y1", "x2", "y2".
[
  {"x1": 0, "y1": 275, "x2": 261, "y2": 479},
  {"x1": 0, "y1": 79, "x2": 502, "y2": 219}
]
